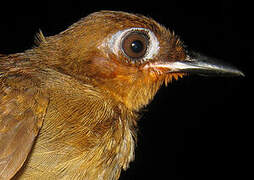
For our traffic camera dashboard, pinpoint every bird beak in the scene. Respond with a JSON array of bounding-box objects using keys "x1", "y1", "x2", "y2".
[{"x1": 148, "y1": 51, "x2": 244, "y2": 77}]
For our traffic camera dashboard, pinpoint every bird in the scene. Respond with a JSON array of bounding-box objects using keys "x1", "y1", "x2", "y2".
[{"x1": 0, "y1": 10, "x2": 243, "y2": 180}]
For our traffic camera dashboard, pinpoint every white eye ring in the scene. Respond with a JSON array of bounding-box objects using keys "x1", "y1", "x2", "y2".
[{"x1": 107, "y1": 27, "x2": 160, "y2": 62}]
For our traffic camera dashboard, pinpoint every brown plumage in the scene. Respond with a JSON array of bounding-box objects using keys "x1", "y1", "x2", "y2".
[{"x1": 0, "y1": 11, "x2": 243, "y2": 179}]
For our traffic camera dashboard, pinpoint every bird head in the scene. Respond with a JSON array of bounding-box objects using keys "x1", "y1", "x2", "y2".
[{"x1": 36, "y1": 11, "x2": 243, "y2": 111}]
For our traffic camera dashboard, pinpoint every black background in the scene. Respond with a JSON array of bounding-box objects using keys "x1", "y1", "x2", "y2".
[{"x1": 0, "y1": 1, "x2": 252, "y2": 179}]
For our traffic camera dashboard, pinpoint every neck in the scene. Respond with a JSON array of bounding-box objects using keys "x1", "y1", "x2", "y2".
[{"x1": 15, "y1": 69, "x2": 138, "y2": 179}]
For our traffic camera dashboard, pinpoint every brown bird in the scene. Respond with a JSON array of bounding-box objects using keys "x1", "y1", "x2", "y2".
[{"x1": 0, "y1": 11, "x2": 243, "y2": 179}]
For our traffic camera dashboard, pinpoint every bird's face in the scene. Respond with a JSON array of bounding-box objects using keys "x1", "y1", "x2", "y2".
[{"x1": 44, "y1": 11, "x2": 243, "y2": 110}]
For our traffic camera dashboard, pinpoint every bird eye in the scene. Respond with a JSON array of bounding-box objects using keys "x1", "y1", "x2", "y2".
[{"x1": 121, "y1": 31, "x2": 149, "y2": 59}]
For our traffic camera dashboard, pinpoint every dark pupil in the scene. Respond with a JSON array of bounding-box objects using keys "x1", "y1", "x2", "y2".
[{"x1": 131, "y1": 40, "x2": 144, "y2": 53}]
